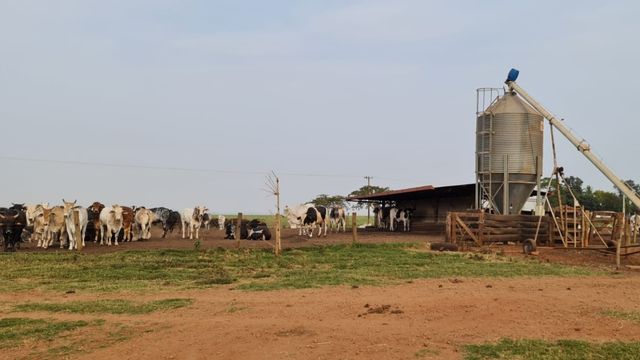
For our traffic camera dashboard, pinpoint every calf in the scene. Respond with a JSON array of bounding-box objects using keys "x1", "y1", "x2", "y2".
[
  {"x1": 31, "y1": 205, "x2": 51, "y2": 247},
  {"x1": 134, "y1": 207, "x2": 154, "y2": 240},
  {"x1": 99, "y1": 205, "x2": 124, "y2": 246},
  {"x1": 62, "y1": 200, "x2": 88, "y2": 250},
  {"x1": 329, "y1": 207, "x2": 347, "y2": 232},
  {"x1": 389, "y1": 207, "x2": 413, "y2": 231},
  {"x1": 303, "y1": 206, "x2": 327, "y2": 238},
  {"x1": 217, "y1": 215, "x2": 226, "y2": 230},
  {"x1": 181, "y1": 206, "x2": 208, "y2": 240}
]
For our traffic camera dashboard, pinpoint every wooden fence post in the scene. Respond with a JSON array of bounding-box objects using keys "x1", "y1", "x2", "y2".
[
  {"x1": 74, "y1": 210, "x2": 83, "y2": 251},
  {"x1": 352, "y1": 212, "x2": 357, "y2": 244},
  {"x1": 236, "y1": 212, "x2": 242, "y2": 249},
  {"x1": 275, "y1": 212, "x2": 281, "y2": 256}
]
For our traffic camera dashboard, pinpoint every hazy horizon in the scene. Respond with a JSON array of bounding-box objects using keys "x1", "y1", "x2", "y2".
[{"x1": 2, "y1": 1, "x2": 639, "y2": 213}]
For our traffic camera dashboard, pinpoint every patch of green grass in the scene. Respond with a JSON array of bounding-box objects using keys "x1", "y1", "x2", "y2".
[
  {"x1": 0, "y1": 317, "x2": 89, "y2": 349},
  {"x1": 464, "y1": 339, "x2": 640, "y2": 360},
  {"x1": 0, "y1": 243, "x2": 597, "y2": 293},
  {"x1": 13, "y1": 298, "x2": 193, "y2": 315},
  {"x1": 602, "y1": 309, "x2": 640, "y2": 324}
]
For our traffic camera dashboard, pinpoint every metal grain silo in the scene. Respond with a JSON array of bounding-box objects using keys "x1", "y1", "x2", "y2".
[{"x1": 476, "y1": 91, "x2": 543, "y2": 214}]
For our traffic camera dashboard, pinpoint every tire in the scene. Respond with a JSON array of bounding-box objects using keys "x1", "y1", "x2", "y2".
[{"x1": 522, "y1": 238, "x2": 536, "y2": 255}]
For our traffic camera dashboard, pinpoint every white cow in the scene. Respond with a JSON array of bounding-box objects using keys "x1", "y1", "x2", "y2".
[
  {"x1": 217, "y1": 215, "x2": 226, "y2": 230},
  {"x1": 181, "y1": 206, "x2": 208, "y2": 240},
  {"x1": 134, "y1": 207, "x2": 155, "y2": 241},
  {"x1": 99, "y1": 205, "x2": 124, "y2": 246},
  {"x1": 25, "y1": 203, "x2": 49, "y2": 242},
  {"x1": 284, "y1": 204, "x2": 314, "y2": 235},
  {"x1": 62, "y1": 200, "x2": 88, "y2": 250},
  {"x1": 31, "y1": 205, "x2": 52, "y2": 247}
]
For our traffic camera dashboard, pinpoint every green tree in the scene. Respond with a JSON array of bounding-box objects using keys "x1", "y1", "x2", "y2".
[
  {"x1": 348, "y1": 185, "x2": 389, "y2": 210},
  {"x1": 309, "y1": 194, "x2": 347, "y2": 208}
]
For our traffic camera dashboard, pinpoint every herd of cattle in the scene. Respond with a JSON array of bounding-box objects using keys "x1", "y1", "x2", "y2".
[
  {"x1": 0, "y1": 201, "x2": 414, "y2": 252},
  {"x1": 0, "y1": 202, "x2": 222, "y2": 252}
]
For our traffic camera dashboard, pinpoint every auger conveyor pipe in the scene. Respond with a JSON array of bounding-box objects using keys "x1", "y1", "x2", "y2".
[{"x1": 505, "y1": 68, "x2": 640, "y2": 210}]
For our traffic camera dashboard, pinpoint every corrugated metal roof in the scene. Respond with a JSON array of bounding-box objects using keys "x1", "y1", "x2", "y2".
[{"x1": 347, "y1": 183, "x2": 474, "y2": 202}]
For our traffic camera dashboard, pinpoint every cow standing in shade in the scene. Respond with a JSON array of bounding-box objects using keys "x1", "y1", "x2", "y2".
[{"x1": 181, "y1": 206, "x2": 208, "y2": 240}]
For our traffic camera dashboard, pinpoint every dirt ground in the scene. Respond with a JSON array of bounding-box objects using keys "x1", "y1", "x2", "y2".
[{"x1": 6, "y1": 227, "x2": 640, "y2": 359}]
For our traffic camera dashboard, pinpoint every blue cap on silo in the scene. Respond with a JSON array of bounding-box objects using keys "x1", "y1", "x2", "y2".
[{"x1": 506, "y1": 68, "x2": 519, "y2": 82}]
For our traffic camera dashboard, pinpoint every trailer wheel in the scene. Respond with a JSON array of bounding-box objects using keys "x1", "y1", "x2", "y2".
[{"x1": 523, "y1": 239, "x2": 536, "y2": 255}]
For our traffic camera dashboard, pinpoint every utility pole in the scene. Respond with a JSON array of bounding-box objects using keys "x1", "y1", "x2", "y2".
[{"x1": 364, "y1": 176, "x2": 373, "y2": 225}]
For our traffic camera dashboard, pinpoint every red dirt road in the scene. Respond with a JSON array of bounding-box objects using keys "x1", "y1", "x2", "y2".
[
  {"x1": 6, "y1": 228, "x2": 640, "y2": 359},
  {"x1": 3, "y1": 276, "x2": 636, "y2": 360}
]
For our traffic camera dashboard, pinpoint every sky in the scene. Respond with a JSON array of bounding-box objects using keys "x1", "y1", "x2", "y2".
[{"x1": 1, "y1": 0, "x2": 639, "y2": 213}]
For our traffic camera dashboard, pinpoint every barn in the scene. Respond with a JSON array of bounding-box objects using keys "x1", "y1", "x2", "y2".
[{"x1": 347, "y1": 183, "x2": 475, "y2": 232}]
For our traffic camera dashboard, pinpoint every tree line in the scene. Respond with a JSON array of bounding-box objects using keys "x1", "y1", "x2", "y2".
[{"x1": 544, "y1": 176, "x2": 640, "y2": 214}]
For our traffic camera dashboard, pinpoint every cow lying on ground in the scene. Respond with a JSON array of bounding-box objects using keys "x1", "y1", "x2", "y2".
[
  {"x1": 224, "y1": 219, "x2": 270, "y2": 240},
  {"x1": 224, "y1": 219, "x2": 248, "y2": 240}
]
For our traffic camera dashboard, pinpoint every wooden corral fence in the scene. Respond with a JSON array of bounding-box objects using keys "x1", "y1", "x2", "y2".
[
  {"x1": 446, "y1": 211, "x2": 552, "y2": 247},
  {"x1": 446, "y1": 208, "x2": 638, "y2": 249}
]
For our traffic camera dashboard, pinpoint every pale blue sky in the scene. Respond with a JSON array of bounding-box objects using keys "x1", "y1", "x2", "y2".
[{"x1": 1, "y1": 1, "x2": 639, "y2": 213}]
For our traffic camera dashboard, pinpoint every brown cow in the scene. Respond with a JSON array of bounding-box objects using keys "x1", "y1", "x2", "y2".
[
  {"x1": 121, "y1": 206, "x2": 134, "y2": 242},
  {"x1": 87, "y1": 201, "x2": 105, "y2": 242}
]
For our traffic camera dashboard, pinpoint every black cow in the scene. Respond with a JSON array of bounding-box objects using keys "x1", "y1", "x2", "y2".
[
  {"x1": 165, "y1": 211, "x2": 181, "y2": 236},
  {"x1": 150, "y1": 207, "x2": 175, "y2": 238},
  {"x1": 247, "y1": 220, "x2": 271, "y2": 241},
  {"x1": 202, "y1": 213, "x2": 211, "y2": 230},
  {"x1": 224, "y1": 219, "x2": 253, "y2": 240},
  {"x1": 0, "y1": 205, "x2": 27, "y2": 252}
]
